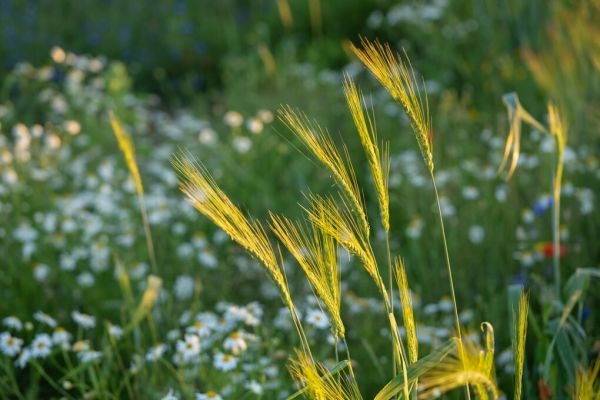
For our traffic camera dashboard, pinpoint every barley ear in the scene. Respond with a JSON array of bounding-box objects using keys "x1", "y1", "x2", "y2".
[
  {"x1": 394, "y1": 257, "x2": 418, "y2": 364},
  {"x1": 343, "y1": 75, "x2": 390, "y2": 232}
]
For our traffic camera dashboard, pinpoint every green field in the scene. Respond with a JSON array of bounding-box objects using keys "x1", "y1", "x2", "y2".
[{"x1": 0, "y1": 1, "x2": 599, "y2": 399}]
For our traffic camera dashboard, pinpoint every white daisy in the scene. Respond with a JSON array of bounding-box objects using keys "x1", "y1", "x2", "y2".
[
  {"x1": 15, "y1": 348, "x2": 31, "y2": 368},
  {"x1": 72, "y1": 311, "x2": 96, "y2": 329},
  {"x1": 33, "y1": 311, "x2": 57, "y2": 328},
  {"x1": 108, "y1": 324, "x2": 123, "y2": 340},
  {"x1": 305, "y1": 309, "x2": 329, "y2": 329},
  {"x1": 176, "y1": 334, "x2": 201, "y2": 363},
  {"x1": 3, "y1": 316, "x2": 23, "y2": 331},
  {"x1": 31, "y1": 333, "x2": 53, "y2": 358},
  {"x1": 223, "y1": 331, "x2": 248, "y2": 355},
  {"x1": 78, "y1": 350, "x2": 102, "y2": 363},
  {"x1": 245, "y1": 380, "x2": 263, "y2": 395},
  {"x1": 146, "y1": 343, "x2": 167, "y2": 362},
  {"x1": 196, "y1": 391, "x2": 223, "y2": 400},
  {"x1": 214, "y1": 352, "x2": 238, "y2": 372},
  {"x1": 174, "y1": 275, "x2": 194, "y2": 300},
  {"x1": 52, "y1": 327, "x2": 72, "y2": 348},
  {"x1": 0, "y1": 332, "x2": 23, "y2": 357}
]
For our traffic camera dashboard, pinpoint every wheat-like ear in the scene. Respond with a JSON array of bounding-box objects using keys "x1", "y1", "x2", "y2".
[
  {"x1": 498, "y1": 93, "x2": 548, "y2": 179},
  {"x1": 420, "y1": 325, "x2": 500, "y2": 400},
  {"x1": 394, "y1": 257, "x2": 418, "y2": 364},
  {"x1": 572, "y1": 357, "x2": 600, "y2": 400},
  {"x1": 547, "y1": 103, "x2": 566, "y2": 208},
  {"x1": 288, "y1": 350, "x2": 362, "y2": 400},
  {"x1": 130, "y1": 275, "x2": 162, "y2": 327},
  {"x1": 270, "y1": 213, "x2": 344, "y2": 339},
  {"x1": 351, "y1": 38, "x2": 433, "y2": 173},
  {"x1": 278, "y1": 106, "x2": 369, "y2": 235},
  {"x1": 343, "y1": 75, "x2": 390, "y2": 232},
  {"x1": 513, "y1": 291, "x2": 529, "y2": 400},
  {"x1": 110, "y1": 112, "x2": 144, "y2": 196},
  {"x1": 171, "y1": 152, "x2": 292, "y2": 309},
  {"x1": 303, "y1": 194, "x2": 384, "y2": 296},
  {"x1": 110, "y1": 112, "x2": 157, "y2": 272}
]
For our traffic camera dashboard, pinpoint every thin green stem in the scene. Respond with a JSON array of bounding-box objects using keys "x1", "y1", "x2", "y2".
[
  {"x1": 384, "y1": 231, "x2": 397, "y2": 380},
  {"x1": 138, "y1": 194, "x2": 158, "y2": 274},
  {"x1": 552, "y1": 185, "x2": 561, "y2": 297},
  {"x1": 430, "y1": 174, "x2": 471, "y2": 400}
]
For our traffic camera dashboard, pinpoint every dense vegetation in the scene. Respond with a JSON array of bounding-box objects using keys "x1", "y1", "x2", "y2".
[{"x1": 0, "y1": 1, "x2": 599, "y2": 399}]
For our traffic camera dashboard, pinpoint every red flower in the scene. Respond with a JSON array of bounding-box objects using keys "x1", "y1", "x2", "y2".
[
  {"x1": 543, "y1": 242, "x2": 566, "y2": 258},
  {"x1": 538, "y1": 379, "x2": 552, "y2": 400}
]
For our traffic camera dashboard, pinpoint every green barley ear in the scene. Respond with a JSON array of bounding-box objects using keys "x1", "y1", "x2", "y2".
[
  {"x1": 512, "y1": 291, "x2": 529, "y2": 400},
  {"x1": 269, "y1": 213, "x2": 344, "y2": 339},
  {"x1": 393, "y1": 257, "x2": 418, "y2": 364},
  {"x1": 278, "y1": 106, "x2": 369, "y2": 235},
  {"x1": 343, "y1": 75, "x2": 390, "y2": 232},
  {"x1": 351, "y1": 37, "x2": 433, "y2": 174}
]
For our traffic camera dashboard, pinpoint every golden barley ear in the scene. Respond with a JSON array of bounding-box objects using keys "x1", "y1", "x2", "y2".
[
  {"x1": 351, "y1": 37, "x2": 433, "y2": 173},
  {"x1": 278, "y1": 106, "x2": 369, "y2": 235},
  {"x1": 512, "y1": 291, "x2": 529, "y2": 400},
  {"x1": 269, "y1": 213, "x2": 344, "y2": 339},
  {"x1": 572, "y1": 356, "x2": 600, "y2": 400},
  {"x1": 498, "y1": 93, "x2": 547, "y2": 179},
  {"x1": 110, "y1": 111, "x2": 158, "y2": 273},
  {"x1": 109, "y1": 112, "x2": 144, "y2": 196},
  {"x1": 547, "y1": 103, "x2": 567, "y2": 208},
  {"x1": 393, "y1": 258, "x2": 418, "y2": 364},
  {"x1": 171, "y1": 152, "x2": 293, "y2": 309},
  {"x1": 303, "y1": 194, "x2": 384, "y2": 297},
  {"x1": 288, "y1": 350, "x2": 362, "y2": 400},
  {"x1": 130, "y1": 275, "x2": 162, "y2": 328},
  {"x1": 343, "y1": 75, "x2": 390, "y2": 232},
  {"x1": 420, "y1": 324, "x2": 500, "y2": 400}
]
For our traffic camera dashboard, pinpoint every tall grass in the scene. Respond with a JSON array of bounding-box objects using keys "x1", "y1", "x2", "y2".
[{"x1": 172, "y1": 39, "x2": 535, "y2": 399}]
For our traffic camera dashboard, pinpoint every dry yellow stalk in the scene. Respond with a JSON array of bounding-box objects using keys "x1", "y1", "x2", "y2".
[{"x1": 343, "y1": 75, "x2": 390, "y2": 232}]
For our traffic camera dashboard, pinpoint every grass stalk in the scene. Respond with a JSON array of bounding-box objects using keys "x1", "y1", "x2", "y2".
[{"x1": 431, "y1": 173, "x2": 471, "y2": 400}]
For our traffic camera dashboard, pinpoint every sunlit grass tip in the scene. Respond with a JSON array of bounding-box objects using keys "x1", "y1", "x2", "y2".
[
  {"x1": 288, "y1": 350, "x2": 362, "y2": 400},
  {"x1": 420, "y1": 323, "x2": 499, "y2": 400},
  {"x1": 512, "y1": 291, "x2": 529, "y2": 400},
  {"x1": 269, "y1": 213, "x2": 344, "y2": 339},
  {"x1": 394, "y1": 257, "x2": 418, "y2": 364},
  {"x1": 343, "y1": 75, "x2": 390, "y2": 232},
  {"x1": 278, "y1": 106, "x2": 369, "y2": 235},
  {"x1": 171, "y1": 151, "x2": 293, "y2": 309},
  {"x1": 350, "y1": 37, "x2": 433, "y2": 173}
]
